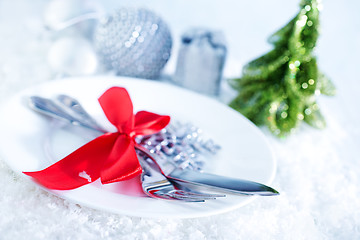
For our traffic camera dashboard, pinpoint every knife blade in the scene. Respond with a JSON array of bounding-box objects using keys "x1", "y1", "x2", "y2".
[{"x1": 169, "y1": 169, "x2": 278, "y2": 196}]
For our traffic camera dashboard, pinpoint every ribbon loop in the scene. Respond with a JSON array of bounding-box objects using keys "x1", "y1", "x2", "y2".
[
  {"x1": 99, "y1": 87, "x2": 134, "y2": 134},
  {"x1": 131, "y1": 111, "x2": 171, "y2": 137}
]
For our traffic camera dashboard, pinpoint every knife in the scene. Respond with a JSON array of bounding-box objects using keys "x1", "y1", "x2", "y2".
[
  {"x1": 170, "y1": 170, "x2": 278, "y2": 196},
  {"x1": 135, "y1": 144, "x2": 279, "y2": 196},
  {"x1": 28, "y1": 95, "x2": 279, "y2": 196}
]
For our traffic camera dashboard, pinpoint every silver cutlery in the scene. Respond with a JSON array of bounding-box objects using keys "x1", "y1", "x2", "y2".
[
  {"x1": 139, "y1": 154, "x2": 220, "y2": 202},
  {"x1": 137, "y1": 144, "x2": 278, "y2": 196},
  {"x1": 28, "y1": 95, "x2": 279, "y2": 196},
  {"x1": 56, "y1": 94, "x2": 105, "y2": 133},
  {"x1": 29, "y1": 96, "x2": 224, "y2": 201}
]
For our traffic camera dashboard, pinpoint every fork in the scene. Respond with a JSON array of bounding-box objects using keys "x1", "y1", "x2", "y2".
[
  {"x1": 138, "y1": 153, "x2": 218, "y2": 202},
  {"x1": 29, "y1": 95, "x2": 223, "y2": 201}
]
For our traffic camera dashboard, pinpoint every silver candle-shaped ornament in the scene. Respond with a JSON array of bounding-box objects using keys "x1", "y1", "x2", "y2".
[{"x1": 174, "y1": 28, "x2": 227, "y2": 96}]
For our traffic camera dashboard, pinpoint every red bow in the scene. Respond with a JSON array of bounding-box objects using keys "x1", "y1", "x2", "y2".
[{"x1": 24, "y1": 87, "x2": 170, "y2": 190}]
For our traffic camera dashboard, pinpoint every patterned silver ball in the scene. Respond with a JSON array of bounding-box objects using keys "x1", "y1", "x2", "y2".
[{"x1": 93, "y1": 8, "x2": 172, "y2": 79}]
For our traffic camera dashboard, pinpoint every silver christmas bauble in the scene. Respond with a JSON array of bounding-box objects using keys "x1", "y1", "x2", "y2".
[{"x1": 93, "y1": 8, "x2": 172, "y2": 79}]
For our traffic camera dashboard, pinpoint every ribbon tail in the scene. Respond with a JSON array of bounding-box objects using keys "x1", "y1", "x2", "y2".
[
  {"x1": 23, "y1": 133, "x2": 118, "y2": 190},
  {"x1": 101, "y1": 134, "x2": 142, "y2": 184},
  {"x1": 132, "y1": 111, "x2": 170, "y2": 137}
]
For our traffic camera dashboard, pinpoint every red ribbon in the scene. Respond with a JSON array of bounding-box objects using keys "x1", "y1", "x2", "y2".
[{"x1": 24, "y1": 87, "x2": 170, "y2": 190}]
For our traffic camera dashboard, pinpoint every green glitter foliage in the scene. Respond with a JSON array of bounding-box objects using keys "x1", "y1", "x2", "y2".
[{"x1": 229, "y1": 0, "x2": 335, "y2": 137}]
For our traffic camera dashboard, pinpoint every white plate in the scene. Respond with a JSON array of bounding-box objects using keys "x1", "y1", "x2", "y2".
[{"x1": 0, "y1": 76, "x2": 276, "y2": 218}]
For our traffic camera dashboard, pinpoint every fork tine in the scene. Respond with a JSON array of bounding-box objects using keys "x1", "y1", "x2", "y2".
[
  {"x1": 172, "y1": 190, "x2": 224, "y2": 199},
  {"x1": 169, "y1": 196, "x2": 205, "y2": 202},
  {"x1": 142, "y1": 178, "x2": 209, "y2": 202},
  {"x1": 171, "y1": 181, "x2": 226, "y2": 198},
  {"x1": 152, "y1": 188, "x2": 208, "y2": 201},
  {"x1": 159, "y1": 193, "x2": 205, "y2": 202},
  {"x1": 150, "y1": 190, "x2": 206, "y2": 202}
]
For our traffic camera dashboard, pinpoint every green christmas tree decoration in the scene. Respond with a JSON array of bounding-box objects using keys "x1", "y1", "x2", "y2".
[{"x1": 229, "y1": 0, "x2": 335, "y2": 137}]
